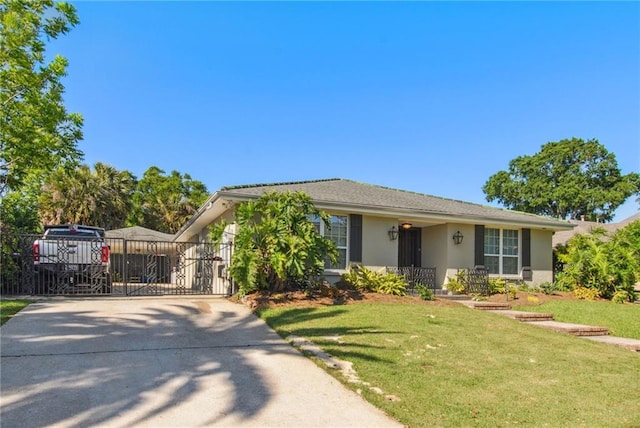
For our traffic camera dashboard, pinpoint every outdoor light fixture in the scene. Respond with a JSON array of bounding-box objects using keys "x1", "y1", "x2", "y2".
[
  {"x1": 453, "y1": 230, "x2": 464, "y2": 245},
  {"x1": 388, "y1": 226, "x2": 399, "y2": 241},
  {"x1": 401, "y1": 223, "x2": 412, "y2": 230}
]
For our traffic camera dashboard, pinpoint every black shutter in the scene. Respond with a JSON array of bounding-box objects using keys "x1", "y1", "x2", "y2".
[
  {"x1": 474, "y1": 225, "x2": 485, "y2": 268},
  {"x1": 349, "y1": 214, "x2": 362, "y2": 263},
  {"x1": 522, "y1": 228, "x2": 531, "y2": 267}
]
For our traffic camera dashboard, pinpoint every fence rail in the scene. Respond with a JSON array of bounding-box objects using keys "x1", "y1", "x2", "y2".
[
  {"x1": 1, "y1": 234, "x2": 233, "y2": 296},
  {"x1": 464, "y1": 268, "x2": 490, "y2": 295},
  {"x1": 387, "y1": 266, "x2": 437, "y2": 295}
]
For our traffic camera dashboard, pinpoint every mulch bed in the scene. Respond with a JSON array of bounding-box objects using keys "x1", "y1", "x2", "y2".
[{"x1": 231, "y1": 287, "x2": 573, "y2": 311}]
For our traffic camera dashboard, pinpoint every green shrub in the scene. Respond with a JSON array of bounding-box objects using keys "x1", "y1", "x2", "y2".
[
  {"x1": 446, "y1": 270, "x2": 467, "y2": 294},
  {"x1": 517, "y1": 282, "x2": 531, "y2": 292},
  {"x1": 612, "y1": 290, "x2": 629, "y2": 304},
  {"x1": 488, "y1": 277, "x2": 507, "y2": 294},
  {"x1": 556, "y1": 223, "x2": 640, "y2": 300},
  {"x1": 574, "y1": 286, "x2": 600, "y2": 301},
  {"x1": 224, "y1": 191, "x2": 338, "y2": 296},
  {"x1": 539, "y1": 281, "x2": 557, "y2": 295},
  {"x1": 340, "y1": 265, "x2": 374, "y2": 291},
  {"x1": 416, "y1": 283, "x2": 434, "y2": 301},
  {"x1": 487, "y1": 277, "x2": 517, "y2": 299},
  {"x1": 340, "y1": 266, "x2": 407, "y2": 296},
  {"x1": 376, "y1": 273, "x2": 408, "y2": 296},
  {"x1": 611, "y1": 289, "x2": 637, "y2": 304}
]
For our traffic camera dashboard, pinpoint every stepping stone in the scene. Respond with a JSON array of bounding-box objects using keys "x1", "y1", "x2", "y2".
[
  {"x1": 532, "y1": 320, "x2": 608, "y2": 336},
  {"x1": 489, "y1": 310, "x2": 554, "y2": 322},
  {"x1": 583, "y1": 335, "x2": 640, "y2": 352},
  {"x1": 466, "y1": 301, "x2": 511, "y2": 310}
]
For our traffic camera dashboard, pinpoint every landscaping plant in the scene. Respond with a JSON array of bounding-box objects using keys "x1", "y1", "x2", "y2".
[
  {"x1": 556, "y1": 221, "x2": 639, "y2": 301},
  {"x1": 212, "y1": 191, "x2": 338, "y2": 296},
  {"x1": 340, "y1": 265, "x2": 407, "y2": 296},
  {"x1": 444, "y1": 269, "x2": 466, "y2": 294}
]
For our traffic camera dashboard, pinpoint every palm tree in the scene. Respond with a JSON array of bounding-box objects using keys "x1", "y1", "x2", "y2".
[{"x1": 38, "y1": 163, "x2": 135, "y2": 229}]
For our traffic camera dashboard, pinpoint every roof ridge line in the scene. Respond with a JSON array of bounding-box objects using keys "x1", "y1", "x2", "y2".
[
  {"x1": 221, "y1": 178, "x2": 342, "y2": 191},
  {"x1": 342, "y1": 180, "x2": 571, "y2": 222}
]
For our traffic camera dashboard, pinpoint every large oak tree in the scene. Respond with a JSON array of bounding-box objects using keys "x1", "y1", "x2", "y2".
[
  {"x1": 127, "y1": 166, "x2": 209, "y2": 234},
  {"x1": 482, "y1": 138, "x2": 639, "y2": 222}
]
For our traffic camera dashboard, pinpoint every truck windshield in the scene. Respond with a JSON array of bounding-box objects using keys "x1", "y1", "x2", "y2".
[{"x1": 45, "y1": 229, "x2": 99, "y2": 239}]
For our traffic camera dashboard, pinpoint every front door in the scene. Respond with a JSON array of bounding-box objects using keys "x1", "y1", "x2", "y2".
[{"x1": 398, "y1": 227, "x2": 421, "y2": 267}]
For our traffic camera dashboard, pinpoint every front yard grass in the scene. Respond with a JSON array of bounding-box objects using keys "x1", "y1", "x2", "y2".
[
  {"x1": 514, "y1": 299, "x2": 640, "y2": 339},
  {"x1": 257, "y1": 302, "x2": 640, "y2": 427},
  {"x1": 0, "y1": 299, "x2": 31, "y2": 326}
]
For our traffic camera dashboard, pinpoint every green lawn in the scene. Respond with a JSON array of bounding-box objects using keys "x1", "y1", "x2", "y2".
[
  {"x1": 0, "y1": 299, "x2": 31, "y2": 326},
  {"x1": 514, "y1": 299, "x2": 640, "y2": 339},
  {"x1": 257, "y1": 302, "x2": 640, "y2": 427}
]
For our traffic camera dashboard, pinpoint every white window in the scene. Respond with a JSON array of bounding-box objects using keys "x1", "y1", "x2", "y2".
[
  {"x1": 484, "y1": 228, "x2": 519, "y2": 275},
  {"x1": 310, "y1": 214, "x2": 348, "y2": 269}
]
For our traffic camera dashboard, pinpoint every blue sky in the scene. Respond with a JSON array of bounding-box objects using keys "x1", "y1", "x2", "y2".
[{"x1": 52, "y1": 1, "x2": 639, "y2": 221}]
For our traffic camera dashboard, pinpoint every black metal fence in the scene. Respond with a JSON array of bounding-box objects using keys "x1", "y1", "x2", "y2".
[
  {"x1": 387, "y1": 266, "x2": 437, "y2": 295},
  {"x1": 1, "y1": 234, "x2": 233, "y2": 296},
  {"x1": 464, "y1": 268, "x2": 490, "y2": 295}
]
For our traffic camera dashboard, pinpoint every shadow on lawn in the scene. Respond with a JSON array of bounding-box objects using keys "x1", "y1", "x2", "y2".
[{"x1": 258, "y1": 306, "x2": 400, "y2": 364}]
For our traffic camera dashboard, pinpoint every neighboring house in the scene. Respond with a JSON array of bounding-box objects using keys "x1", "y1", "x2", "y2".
[
  {"x1": 105, "y1": 225, "x2": 228, "y2": 293},
  {"x1": 105, "y1": 226, "x2": 175, "y2": 242},
  {"x1": 106, "y1": 226, "x2": 178, "y2": 284},
  {"x1": 173, "y1": 178, "x2": 574, "y2": 290},
  {"x1": 551, "y1": 212, "x2": 640, "y2": 292},
  {"x1": 552, "y1": 212, "x2": 640, "y2": 248}
]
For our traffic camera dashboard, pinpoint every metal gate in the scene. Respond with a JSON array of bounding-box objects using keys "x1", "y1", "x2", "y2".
[
  {"x1": 387, "y1": 266, "x2": 437, "y2": 295},
  {"x1": 0, "y1": 234, "x2": 233, "y2": 296}
]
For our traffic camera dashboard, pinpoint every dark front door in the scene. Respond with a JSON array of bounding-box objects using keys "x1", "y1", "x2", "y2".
[{"x1": 398, "y1": 227, "x2": 421, "y2": 267}]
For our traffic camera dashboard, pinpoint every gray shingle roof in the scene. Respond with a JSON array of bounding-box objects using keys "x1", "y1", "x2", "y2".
[
  {"x1": 106, "y1": 226, "x2": 175, "y2": 241},
  {"x1": 553, "y1": 211, "x2": 640, "y2": 247},
  {"x1": 219, "y1": 178, "x2": 572, "y2": 229}
]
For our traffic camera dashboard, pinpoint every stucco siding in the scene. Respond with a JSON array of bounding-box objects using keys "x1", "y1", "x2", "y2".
[
  {"x1": 446, "y1": 224, "x2": 475, "y2": 269},
  {"x1": 530, "y1": 229, "x2": 554, "y2": 285},
  {"x1": 443, "y1": 223, "x2": 476, "y2": 287},
  {"x1": 362, "y1": 216, "x2": 398, "y2": 267},
  {"x1": 422, "y1": 224, "x2": 448, "y2": 286},
  {"x1": 420, "y1": 223, "x2": 478, "y2": 288}
]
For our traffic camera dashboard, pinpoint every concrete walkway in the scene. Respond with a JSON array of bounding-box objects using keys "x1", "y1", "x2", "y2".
[
  {"x1": 0, "y1": 297, "x2": 402, "y2": 428},
  {"x1": 458, "y1": 299, "x2": 640, "y2": 352}
]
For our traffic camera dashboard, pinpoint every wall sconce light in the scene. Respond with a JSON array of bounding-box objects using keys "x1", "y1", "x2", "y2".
[
  {"x1": 452, "y1": 230, "x2": 464, "y2": 245},
  {"x1": 401, "y1": 223, "x2": 412, "y2": 230},
  {"x1": 388, "y1": 226, "x2": 398, "y2": 241}
]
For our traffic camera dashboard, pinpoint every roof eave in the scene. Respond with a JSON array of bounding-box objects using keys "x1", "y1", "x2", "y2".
[{"x1": 218, "y1": 191, "x2": 574, "y2": 231}]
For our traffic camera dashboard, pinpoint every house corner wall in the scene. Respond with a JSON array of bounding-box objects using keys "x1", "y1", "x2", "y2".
[{"x1": 530, "y1": 229, "x2": 554, "y2": 285}]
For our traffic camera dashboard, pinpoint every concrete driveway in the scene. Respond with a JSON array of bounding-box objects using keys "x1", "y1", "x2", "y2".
[{"x1": 1, "y1": 297, "x2": 401, "y2": 428}]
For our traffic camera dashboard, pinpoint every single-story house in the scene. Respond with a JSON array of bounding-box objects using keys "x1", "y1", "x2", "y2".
[{"x1": 173, "y1": 178, "x2": 575, "y2": 291}]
